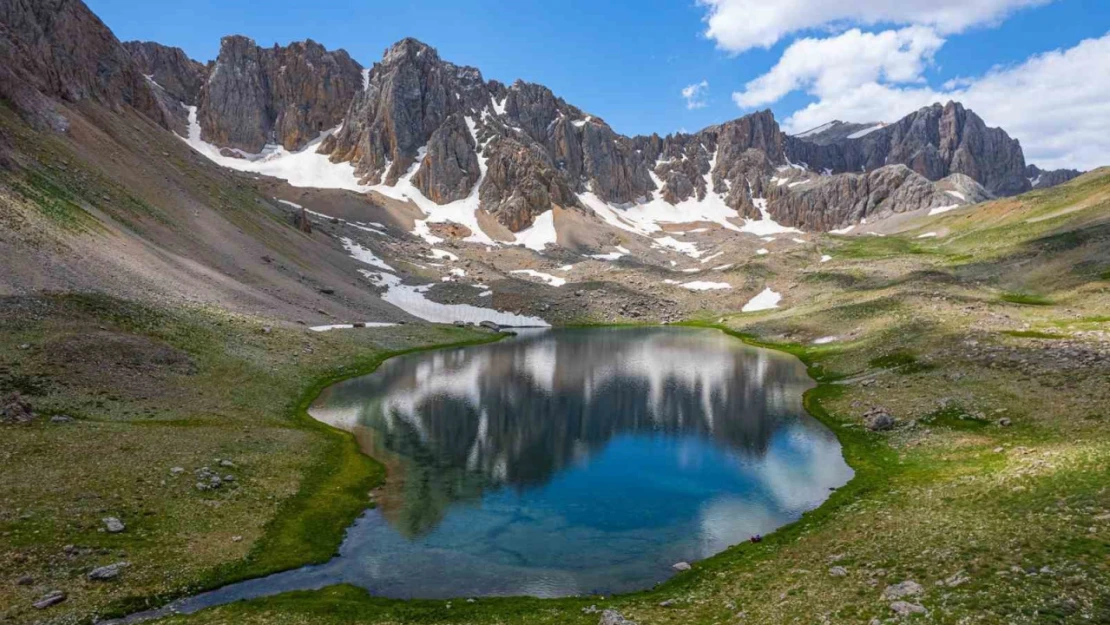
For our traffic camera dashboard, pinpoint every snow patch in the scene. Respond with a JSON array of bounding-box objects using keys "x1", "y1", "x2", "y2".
[
  {"x1": 510, "y1": 269, "x2": 566, "y2": 287},
  {"x1": 813, "y1": 336, "x2": 838, "y2": 344},
  {"x1": 916, "y1": 232, "x2": 938, "y2": 239},
  {"x1": 310, "y1": 322, "x2": 397, "y2": 332},
  {"x1": 945, "y1": 190, "x2": 967, "y2": 202},
  {"x1": 681, "y1": 281, "x2": 732, "y2": 291},
  {"x1": 429, "y1": 248, "x2": 459, "y2": 261},
  {"x1": 341, "y1": 237, "x2": 394, "y2": 272},
  {"x1": 512, "y1": 210, "x2": 557, "y2": 252},
  {"x1": 927, "y1": 204, "x2": 961, "y2": 216},
  {"x1": 741, "y1": 288, "x2": 782, "y2": 312},
  {"x1": 820, "y1": 254, "x2": 832, "y2": 263},
  {"x1": 846, "y1": 123, "x2": 885, "y2": 139}
]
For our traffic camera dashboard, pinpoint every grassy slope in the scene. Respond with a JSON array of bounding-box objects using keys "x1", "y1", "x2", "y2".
[
  {"x1": 0, "y1": 295, "x2": 496, "y2": 623},
  {"x1": 144, "y1": 175, "x2": 1110, "y2": 624}
]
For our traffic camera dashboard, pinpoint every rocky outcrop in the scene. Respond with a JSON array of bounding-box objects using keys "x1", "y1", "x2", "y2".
[
  {"x1": 123, "y1": 41, "x2": 207, "y2": 105},
  {"x1": 0, "y1": 0, "x2": 169, "y2": 132},
  {"x1": 321, "y1": 38, "x2": 488, "y2": 187},
  {"x1": 764, "y1": 165, "x2": 989, "y2": 231},
  {"x1": 1026, "y1": 164, "x2": 1083, "y2": 190},
  {"x1": 788, "y1": 102, "x2": 1029, "y2": 197},
  {"x1": 198, "y1": 36, "x2": 362, "y2": 153}
]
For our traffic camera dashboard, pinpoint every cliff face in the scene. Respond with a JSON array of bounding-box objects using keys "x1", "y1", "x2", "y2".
[
  {"x1": 123, "y1": 40, "x2": 207, "y2": 105},
  {"x1": 786, "y1": 102, "x2": 1030, "y2": 197},
  {"x1": 196, "y1": 36, "x2": 363, "y2": 153},
  {"x1": 0, "y1": 0, "x2": 169, "y2": 132}
]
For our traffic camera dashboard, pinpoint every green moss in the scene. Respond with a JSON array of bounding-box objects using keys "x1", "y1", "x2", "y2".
[
  {"x1": 1003, "y1": 330, "x2": 1061, "y2": 339},
  {"x1": 868, "y1": 349, "x2": 935, "y2": 374},
  {"x1": 920, "y1": 404, "x2": 991, "y2": 430},
  {"x1": 1000, "y1": 292, "x2": 1054, "y2": 306}
]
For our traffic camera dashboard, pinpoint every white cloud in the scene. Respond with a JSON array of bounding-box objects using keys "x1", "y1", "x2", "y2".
[
  {"x1": 777, "y1": 33, "x2": 1110, "y2": 170},
  {"x1": 733, "y1": 27, "x2": 944, "y2": 108},
  {"x1": 682, "y1": 80, "x2": 710, "y2": 109},
  {"x1": 698, "y1": 0, "x2": 1052, "y2": 53}
]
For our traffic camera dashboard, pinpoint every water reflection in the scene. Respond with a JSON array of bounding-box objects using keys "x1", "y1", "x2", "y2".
[
  {"x1": 312, "y1": 328, "x2": 821, "y2": 536},
  {"x1": 168, "y1": 328, "x2": 852, "y2": 608}
]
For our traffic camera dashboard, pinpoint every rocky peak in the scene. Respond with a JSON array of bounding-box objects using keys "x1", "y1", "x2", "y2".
[
  {"x1": 787, "y1": 101, "x2": 1029, "y2": 197},
  {"x1": 123, "y1": 41, "x2": 207, "y2": 105},
  {"x1": 1026, "y1": 164, "x2": 1083, "y2": 190},
  {"x1": 197, "y1": 35, "x2": 362, "y2": 152},
  {"x1": 0, "y1": 0, "x2": 169, "y2": 132}
]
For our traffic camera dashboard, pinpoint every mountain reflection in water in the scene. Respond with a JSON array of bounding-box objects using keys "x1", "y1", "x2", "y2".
[
  {"x1": 311, "y1": 328, "x2": 827, "y2": 539},
  {"x1": 154, "y1": 328, "x2": 851, "y2": 608}
]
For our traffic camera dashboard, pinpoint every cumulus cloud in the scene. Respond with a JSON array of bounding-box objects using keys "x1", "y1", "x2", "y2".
[
  {"x1": 733, "y1": 27, "x2": 944, "y2": 108},
  {"x1": 698, "y1": 0, "x2": 1052, "y2": 52},
  {"x1": 682, "y1": 80, "x2": 710, "y2": 109},
  {"x1": 778, "y1": 33, "x2": 1110, "y2": 170}
]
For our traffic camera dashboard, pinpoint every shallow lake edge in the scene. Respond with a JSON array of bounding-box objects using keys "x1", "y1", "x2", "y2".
[{"x1": 105, "y1": 323, "x2": 886, "y2": 621}]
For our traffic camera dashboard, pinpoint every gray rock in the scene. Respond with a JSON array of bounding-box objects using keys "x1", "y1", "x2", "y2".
[
  {"x1": 17, "y1": 575, "x2": 33, "y2": 585},
  {"x1": 598, "y1": 610, "x2": 637, "y2": 625},
  {"x1": 998, "y1": 417, "x2": 1012, "y2": 427},
  {"x1": 864, "y1": 407, "x2": 896, "y2": 432},
  {"x1": 198, "y1": 36, "x2": 362, "y2": 152},
  {"x1": 102, "y1": 517, "x2": 125, "y2": 533},
  {"x1": 32, "y1": 590, "x2": 66, "y2": 609},
  {"x1": 50, "y1": 415, "x2": 74, "y2": 424},
  {"x1": 889, "y1": 601, "x2": 928, "y2": 616},
  {"x1": 1, "y1": 392, "x2": 35, "y2": 424},
  {"x1": 170, "y1": 467, "x2": 185, "y2": 475},
  {"x1": 672, "y1": 561, "x2": 692, "y2": 571},
  {"x1": 882, "y1": 580, "x2": 924, "y2": 600},
  {"x1": 829, "y1": 566, "x2": 848, "y2": 577},
  {"x1": 88, "y1": 561, "x2": 128, "y2": 581}
]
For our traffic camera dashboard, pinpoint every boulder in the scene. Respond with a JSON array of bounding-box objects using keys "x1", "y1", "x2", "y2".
[{"x1": 864, "y1": 407, "x2": 896, "y2": 431}]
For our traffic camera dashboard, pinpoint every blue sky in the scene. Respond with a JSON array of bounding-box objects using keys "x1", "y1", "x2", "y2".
[{"x1": 89, "y1": 0, "x2": 1110, "y2": 169}]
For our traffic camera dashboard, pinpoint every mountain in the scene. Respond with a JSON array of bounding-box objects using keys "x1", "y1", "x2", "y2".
[
  {"x1": 786, "y1": 102, "x2": 1029, "y2": 196},
  {"x1": 0, "y1": 0, "x2": 170, "y2": 133},
  {"x1": 123, "y1": 40, "x2": 208, "y2": 106},
  {"x1": 791, "y1": 120, "x2": 888, "y2": 145},
  {"x1": 6, "y1": 0, "x2": 1084, "y2": 240},
  {"x1": 197, "y1": 36, "x2": 363, "y2": 153},
  {"x1": 1026, "y1": 164, "x2": 1083, "y2": 189}
]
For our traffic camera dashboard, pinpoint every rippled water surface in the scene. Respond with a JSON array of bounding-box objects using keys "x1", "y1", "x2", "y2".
[{"x1": 170, "y1": 327, "x2": 852, "y2": 609}]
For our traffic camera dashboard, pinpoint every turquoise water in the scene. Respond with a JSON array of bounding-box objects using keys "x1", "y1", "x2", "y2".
[{"x1": 156, "y1": 327, "x2": 852, "y2": 611}]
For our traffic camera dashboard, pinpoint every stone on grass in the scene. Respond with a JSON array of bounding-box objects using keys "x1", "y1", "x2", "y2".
[
  {"x1": 33, "y1": 591, "x2": 66, "y2": 609},
  {"x1": 1, "y1": 392, "x2": 35, "y2": 424},
  {"x1": 882, "y1": 580, "x2": 924, "y2": 600},
  {"x1": 672, "y1": 561, "x2": 691, "y2": 571},
  {"x1": 864, "y1": 407, "x2": 895, "y2": 431},
  {"x1": 998, "y1": 417, "x2": 1012, "y2": 427},
  {"x1": 50, "y1": 415, "x2": 74, "y2": 424},
  {"x1": 17, "y1": 576, "x2": 33, "y2": 585},
  {"x1": 829, "y1": 566, "x2": 848, "y2": 577},
  {"x1": 890, "y1": 601, "x2": 927, "y2": 616},
  {"x1": 599, "y1": 610, "x2": 637, "y2": 625},
  {"x1": 88, "y1": 562, "x2": 128, "y2": 581},
  {"x1": 102, "y1": 517, "x2": 125, "y2": 533}
]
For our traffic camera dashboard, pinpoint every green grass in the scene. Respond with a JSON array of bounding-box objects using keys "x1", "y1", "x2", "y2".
[
  {"x1": 868, "y1": 349, "x2": 935, "y2": 374},
  {"x1": 1000, "y1": 292, "x2": 1055, "y2": 306},
  {"x1": 1003, "y1": 330, "x2": 1062, "y2": 339}
]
